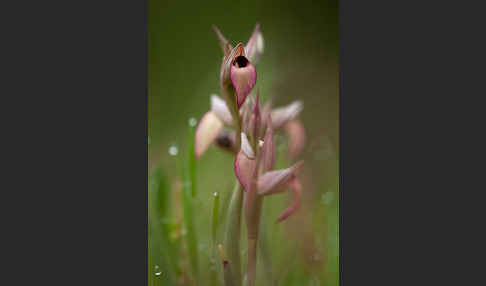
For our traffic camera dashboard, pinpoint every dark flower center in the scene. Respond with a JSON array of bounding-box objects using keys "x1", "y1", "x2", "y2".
[
  {"x1": 234, "y1": 56, "x2": 249, "y2": 68},
  {"x1": 216, "y1": 134, "x2": 232, "y2": 148}
]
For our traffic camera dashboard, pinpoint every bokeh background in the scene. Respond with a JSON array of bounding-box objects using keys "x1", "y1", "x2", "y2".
[{"x1": 149, "y1": 0, "x2": 338, "y2": 285}]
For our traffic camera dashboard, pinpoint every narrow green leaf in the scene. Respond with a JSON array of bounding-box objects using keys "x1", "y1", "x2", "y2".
[
  {"x1": 223, "y1": 182, "x2": 244, "y2": 286},
  {"x1": 148, "y1": 168, "x2": 175, "y2": 285},
  {"x1": 212, "y1": 191, "x2": 220, "y2": 242}
]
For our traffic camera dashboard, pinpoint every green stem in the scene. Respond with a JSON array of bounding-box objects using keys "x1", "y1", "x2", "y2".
[
  {"x1": 223, "y1": 181, "x2": 244, "y2": 286},
  {"x1": 245, "y1": 149, "x2": 263, "y2": 286},
  {"x1": 258, "y1": 219, "x2": 275, "y2": 286},
  {"x1": 210, "y1": 192, "x2": 220, "y2": 286},
  {"x1": 180, "y1": 120, "x2": 199, "y2": 280},
  {"x1": 246, "y1": 196, "x2": 263, "y2": 286}
]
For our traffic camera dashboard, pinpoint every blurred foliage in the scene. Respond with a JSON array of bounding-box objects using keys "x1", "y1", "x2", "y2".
[{"x1": 149, "y1": 0, "x2": 338, "y2": 285}]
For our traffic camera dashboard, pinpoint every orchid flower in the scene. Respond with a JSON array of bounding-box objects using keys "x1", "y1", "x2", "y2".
[
  {"x1": 234, "y1": 109, "x2": 304, "y2": 223},
  {"x1": 193, "y1": 24, "x2": 306, "y2": 286},
  {"x1": 215, "y1": 25, "x2": 261, "y2": 111},
  {"x1": 195, "y1": 94, "x2": 305, "y2": 159}
]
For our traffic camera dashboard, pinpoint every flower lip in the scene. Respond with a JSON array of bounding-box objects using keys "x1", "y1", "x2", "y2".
[
  {"x1": 216, "y1": 134, "x2": 232, "y2": 148},
  {"x1": 234, "y1": 56, "x2": 249, "y2": 68}
]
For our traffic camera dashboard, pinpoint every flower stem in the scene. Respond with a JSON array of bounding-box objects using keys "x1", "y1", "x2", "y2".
[
  {"x1": 223, "y1": 181, "x2": 244, "y2": 286},
  {"x1": 246, "y1": 195, "x2": 263, "y2": 286}
]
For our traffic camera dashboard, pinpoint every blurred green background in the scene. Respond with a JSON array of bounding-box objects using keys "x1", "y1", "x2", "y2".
[{"x1": 149, "y1": 0, "x2": 338, "y2": 285}]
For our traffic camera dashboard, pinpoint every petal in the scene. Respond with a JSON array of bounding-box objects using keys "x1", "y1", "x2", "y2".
[
  {"x1": 249, "y1": 91, "x2": 261, "y2": 138},
  {"x1": 220, "y1": 43, "x2": 245, "y2": 90},
  {"x1": 240, "y1": 132, "x2": 255, "y2": 159},
  {"x1": 239, "y1": 96, "x2": 254, "y2": 135},
  {"x1": 195, "y1": 111, "x2": 224, "y2": 158},
  {"x1": 284, "y1": 119, "x2": 306, "y2": 160},
  {"x1": 276, "y1": 177, "x2": 302, "y2": 223},
  {"x1": 212, "y1": 25, "x2": 232, "y2": 58},
  {"x1": 210, "y1": 94, "x2": 233, "y2": 125},
  {"x1": 215, "y1": 130, "x2": 238, "y2": 154},
  {"x1": 261, "y1": 99, "x2": 273, "y2": 135},
  {"x1": 261, "y1": 117, "x2": 275, "y2": 172},
  {"x1": 230, "y1": 59, "x2": 257, "y2": 108},
  {"x1": 245, "y1": 24, "x2": 264, "y2": 64},
  {"x1": 257, "y1": 161, "x2": 304, "y2": 195},
  {"x1": 271, "y1": 100, "x2": 303, "y2": 129},
  {"x1": 234, "y1": 150, "x2": 257, "y2": 191}
]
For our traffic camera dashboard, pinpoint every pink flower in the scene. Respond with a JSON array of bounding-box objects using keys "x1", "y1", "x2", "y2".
[
  {"x1": 234, "y1": 110, "x2": 304, "y2": 223},
  {"x1": 214, "y1": 25, "x2": 262, "y2": 109}
]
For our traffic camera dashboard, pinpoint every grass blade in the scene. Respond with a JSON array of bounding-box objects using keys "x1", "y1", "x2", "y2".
[{"x1": 223, "y1": 181, "x2": 244, "y2": 286}]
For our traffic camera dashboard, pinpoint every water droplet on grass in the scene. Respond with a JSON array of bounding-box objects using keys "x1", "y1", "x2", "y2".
[
  {"x1": 188, "y1": 117, "x2": 197, "y2": 127},
  {"x1": 168, "y1": 145, "x2": 178, "y2": 156},
  {"x1": 154, "y1": 265, "x2": 162, "y2": 276}
]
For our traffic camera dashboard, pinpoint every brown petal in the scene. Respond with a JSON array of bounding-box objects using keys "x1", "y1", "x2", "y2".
[{"x1": 215, "y1": 130, "x2": 238, "y2": 155}]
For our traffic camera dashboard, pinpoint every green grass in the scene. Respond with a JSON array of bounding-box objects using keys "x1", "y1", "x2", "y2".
[{"x1": 148, "y1": 125, "x2": 339, "y2": 285}]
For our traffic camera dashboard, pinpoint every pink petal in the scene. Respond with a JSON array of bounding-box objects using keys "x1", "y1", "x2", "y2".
[
  {"x1": 195, "y1": 111, "x2": 224, "y2": 158},
  {"x1": 220, "y1": 43, "x2": 245, "y2": 90},
  {"x1": 245, "y1": 24, "x2": 264, "y2": 64},
  {"x1": 276, "y1": 177, "x2": 302, "y2": 223},
  {"x1": 261, "y1": 116, "x2": 275, "y2": 172},
  {"x1": 230, "y1": 59, "x2": 257, "y2": 108},
  {"x1": 249, "y1": 91, "x2": 261, "y2": 138},
  {"x1": 257, "y1": 161, "x2": 304, "y2": 195},
  {"x1": 210, "y1": 94, "x2": 233, "y2": 125},
  {"x1": 284, "y1": 119, "x2": 306, "y2": 160},
  {"x1": 272, "y1": 100, "x2": 303, "y2": 129},
  {"x1": 261, "y1": 99, "x2": 273, "y2": 134},
  {"x1": 240, "y1": 132, "x2": 255, "y2": 159},
  {"x1": 234, "y1": 150, "x2": 257, "y2": 192},
  {"x1": 239, "y1": 97, "x2": 253, "y2": 135}
]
